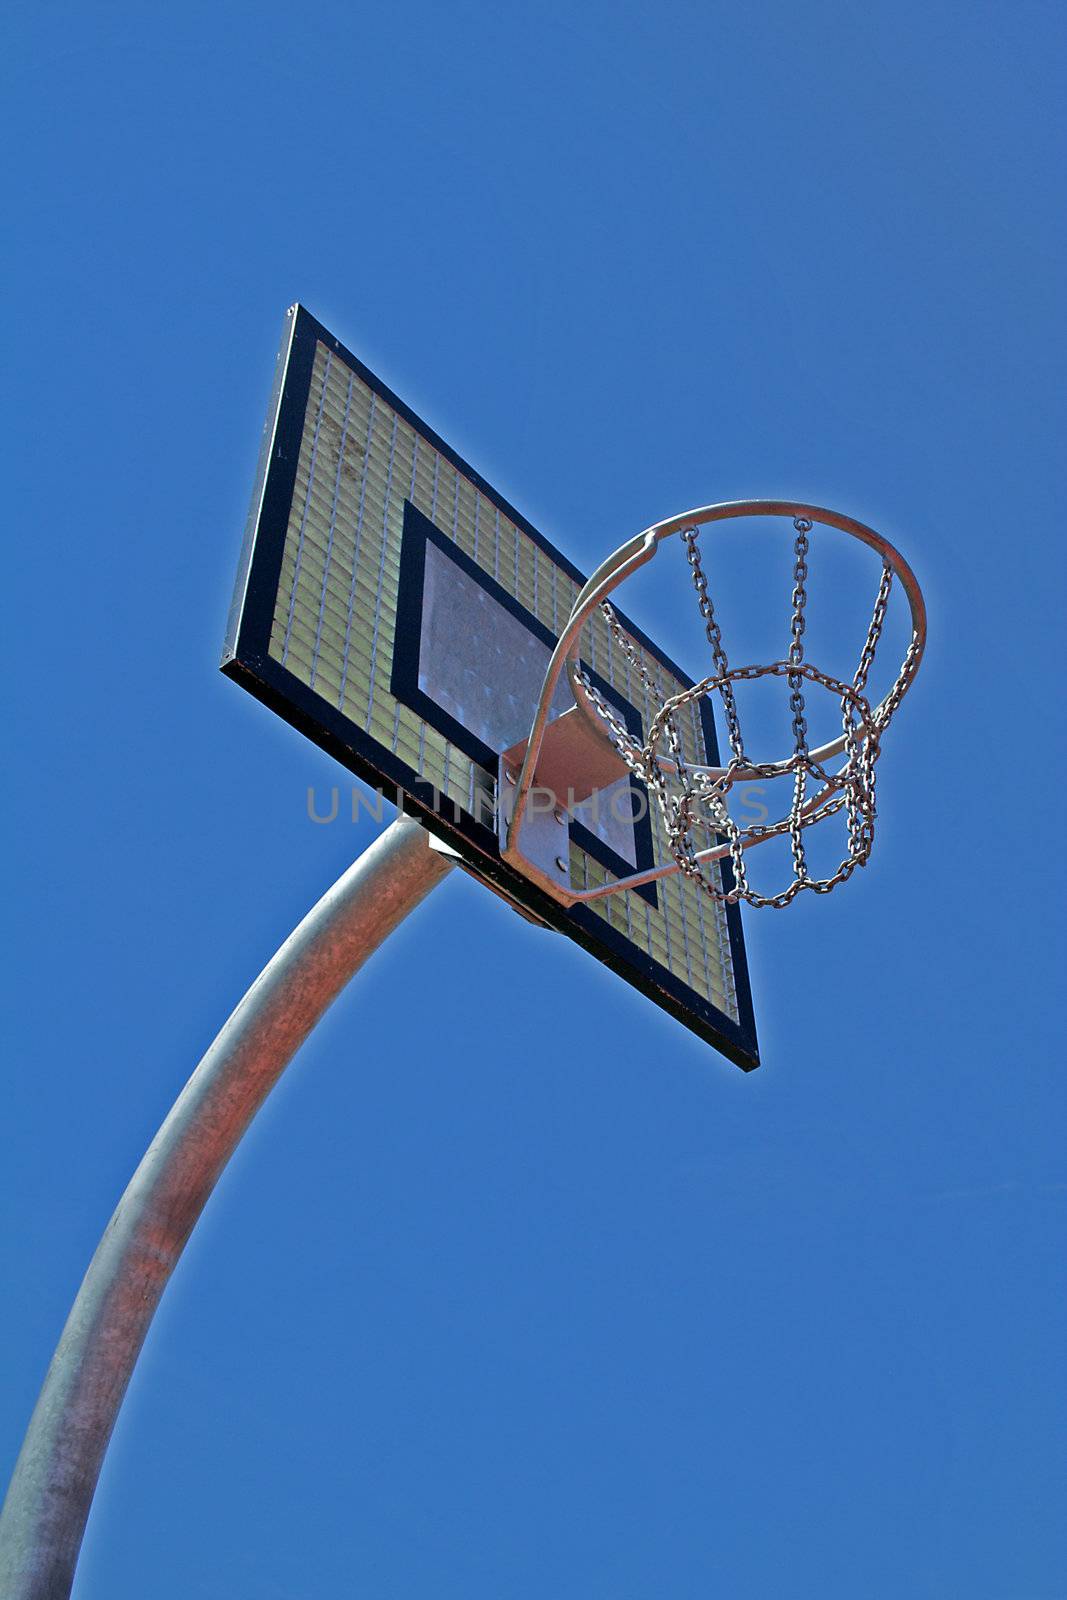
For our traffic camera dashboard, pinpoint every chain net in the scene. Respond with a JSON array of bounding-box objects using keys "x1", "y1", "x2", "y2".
[{"x1": 576, "y1": 517, "x2": 922, "y2": 908}]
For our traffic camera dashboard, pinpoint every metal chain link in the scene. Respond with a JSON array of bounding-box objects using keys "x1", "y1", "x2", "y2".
[
  {"x1": 878, "y1": 633, "x2": 923, "y2": 726},
  {"x1": 569, "y1": 514, "x2": 917, "y2": 910},
  {"x1": 575, "y1": 602, "x2": 662, "y2": 773},
  {"x1": 582, "y1": 602, "x2": 712, "y2": 880},
  {"x1": 855, "y1": 562, "x2": 892, "y2": 692},
  {"x1": 681, "y1": 528, "x2": 746, "y2": 761},
  {"x1": 786, "y1": 517, "x2": 812, "y2": 884},
  {"x1": 642, "y1": 658, "x2": 880, "y2": 907}
]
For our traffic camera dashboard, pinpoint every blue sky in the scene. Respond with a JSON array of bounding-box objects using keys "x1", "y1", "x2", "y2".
[{"x1": 3, "y1": 3, "x2": 1065, "y2": 1596}]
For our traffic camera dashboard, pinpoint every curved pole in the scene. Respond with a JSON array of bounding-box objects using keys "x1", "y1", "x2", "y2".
[{"x1": 0, "y1": 816, "x2": 454, "y2": 1600}]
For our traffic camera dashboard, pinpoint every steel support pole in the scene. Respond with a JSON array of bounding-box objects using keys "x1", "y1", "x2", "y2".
[{"x1": 0, "y1": 816, "x2": 453, "y2": 1600}]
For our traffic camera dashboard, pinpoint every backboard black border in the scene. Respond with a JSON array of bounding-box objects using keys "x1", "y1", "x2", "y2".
[{"x1": 222, "y1": 304, "x2": 759, "y2": 1071}]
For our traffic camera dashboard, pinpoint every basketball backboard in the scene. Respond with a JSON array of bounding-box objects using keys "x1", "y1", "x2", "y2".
[{"x1": 223, "y1": 306, "x2": 758, "y2": 1070}]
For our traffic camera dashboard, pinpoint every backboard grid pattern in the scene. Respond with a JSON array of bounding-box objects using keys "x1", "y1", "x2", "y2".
[{"x1": 267, "y1": 339, "x2": 739, "y2": 1025}]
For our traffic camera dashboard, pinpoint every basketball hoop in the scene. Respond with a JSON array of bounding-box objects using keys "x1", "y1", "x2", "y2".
[{"x1": 502, "y1": 500, "x2": 926, "y2": 909}]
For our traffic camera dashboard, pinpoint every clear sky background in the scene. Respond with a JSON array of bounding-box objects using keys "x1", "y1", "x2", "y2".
[{"x1": 3, "y1": 3, "x2": 1065, "y2": 1597}]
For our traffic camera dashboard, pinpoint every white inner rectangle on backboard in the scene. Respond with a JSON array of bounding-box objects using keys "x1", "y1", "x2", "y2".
[{"x1": 417, "y1": 540, "x2": 638, "y2": 867}]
